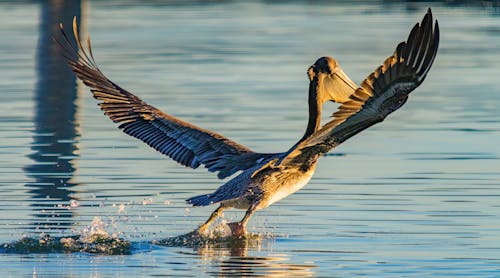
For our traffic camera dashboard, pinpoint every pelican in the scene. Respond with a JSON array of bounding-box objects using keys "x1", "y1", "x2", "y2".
[{"x1": 58, "y1": 9, "x2": 439, "y2": 237}]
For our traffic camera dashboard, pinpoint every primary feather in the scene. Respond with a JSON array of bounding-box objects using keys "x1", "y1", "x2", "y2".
[{"x1": 57, "y1": 18, "x2": 278, "y2": 179}]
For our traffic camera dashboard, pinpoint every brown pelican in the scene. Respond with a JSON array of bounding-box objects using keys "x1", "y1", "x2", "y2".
[{"x1": 58, "y1": 9, "x2": 439, "y2": 237}]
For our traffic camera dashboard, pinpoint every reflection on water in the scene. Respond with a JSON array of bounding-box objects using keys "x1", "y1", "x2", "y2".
[
  {"x1": 153, "y1": 226, "x2": 314, "y2": 275},
  {"x1": 159, "y1": 234, "x2": 316, "y2": 277},
  {"x1": 23, "y1": 1, "x2": 82, "y2": 232},
  {"x1": 202, "y1": 249, "x2": 316, "y2": 277},
  {"x1": 0, "y1": 0, "x2": 499, "y2": 277},
  {"x1": 2, "y1": 230, "x2": 316, "y2": 276}
]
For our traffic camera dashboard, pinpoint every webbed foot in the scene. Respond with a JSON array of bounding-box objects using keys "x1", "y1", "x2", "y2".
[{"x1": 227, "y1": 222, "x2": 247, "y2": 238}]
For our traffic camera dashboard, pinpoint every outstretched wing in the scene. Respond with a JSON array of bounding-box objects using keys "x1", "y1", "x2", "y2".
[
  {"x1": 282, "y1": 9, "x2": 439, "y2": 166},
  {"x1": 57, "y1": 18, "x2": 278, "y2": 179}
]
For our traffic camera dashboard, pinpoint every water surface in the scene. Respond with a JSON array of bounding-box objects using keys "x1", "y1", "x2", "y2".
[{"x1": 0, "y1": 1, "x2": 499, "y2": 277}]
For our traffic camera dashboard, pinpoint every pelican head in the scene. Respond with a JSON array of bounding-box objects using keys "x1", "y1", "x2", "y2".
[
  {"x1": 308, "y1": 56, "x2": 357, "y2": 104},
  {"x1": 301, "y1": 56, "x2": 357, "y2": 142},
  {"x1": 308, "y1": 56, "x2": 338, "y2": 77}
]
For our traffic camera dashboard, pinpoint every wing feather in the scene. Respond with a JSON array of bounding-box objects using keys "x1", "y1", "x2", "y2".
[
  {"x1": 281, "y1": 9, "x2": 439, "y2": 167},
  {"x1": 57, "y1": 18, "x2": 278, "y2": 179}
]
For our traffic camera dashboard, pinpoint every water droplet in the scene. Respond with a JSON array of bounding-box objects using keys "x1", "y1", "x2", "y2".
[
  {"x1": 70, "y1": 199, "x2": 80, "y2": 208},
  {"x1": 118, "y1": 204, "x2": 126, "y2": 213}
]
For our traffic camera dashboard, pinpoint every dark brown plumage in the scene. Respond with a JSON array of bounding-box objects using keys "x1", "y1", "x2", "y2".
[{"x1": 57, "y1": 20, "x2": 278, "y2": 180}]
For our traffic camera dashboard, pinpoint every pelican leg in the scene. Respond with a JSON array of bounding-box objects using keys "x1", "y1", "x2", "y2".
[
  {"x1": 196, "y1": 204, "x2": 225, "y2": 235},
  {"x1": 227, "y1": 205, "x2": 257, "y2": 237}
]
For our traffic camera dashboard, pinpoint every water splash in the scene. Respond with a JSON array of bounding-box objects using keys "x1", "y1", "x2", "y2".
[
  {"x1": 153, "y1": 221, "x2": 275, "y2": 248},
  {"x1": 80, "y1": 216, "x2": 110, "y2": 242},
  {"x1": 0, "y1": 217, "x2": 131, "y2": 255}
]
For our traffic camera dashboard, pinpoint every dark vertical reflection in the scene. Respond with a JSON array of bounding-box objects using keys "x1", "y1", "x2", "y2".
[{"x1": 23, "y1": 0, "x2": 83, "y2": 232}]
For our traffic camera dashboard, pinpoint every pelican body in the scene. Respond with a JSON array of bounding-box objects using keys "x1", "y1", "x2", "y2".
[{"x1": 58, "y1": 9, "x2": 439, "y2": 236}]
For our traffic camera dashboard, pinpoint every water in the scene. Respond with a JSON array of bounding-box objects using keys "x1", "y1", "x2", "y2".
[{"x1": 1, "y1": 0, "x2": 499, "y2": 276}]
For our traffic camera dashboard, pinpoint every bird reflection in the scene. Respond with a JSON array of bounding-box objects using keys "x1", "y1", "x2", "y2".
[
  {"x1": 158, "y1": 234, "x2": 316, "y2": 277},
  {"x1": 195, "y1": 239, "x2": 315, "y2": 277},
  {"x1": 23, "y1": 1, "x2": 83, "y2": 232}
]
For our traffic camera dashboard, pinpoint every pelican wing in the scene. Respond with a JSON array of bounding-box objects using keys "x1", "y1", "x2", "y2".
[
  {"x1": 282, "y1": 9, "x2": 439, "y2": 166},
  {"x1": 58, "y1": 18, "x2": 278, "y2": 179}
]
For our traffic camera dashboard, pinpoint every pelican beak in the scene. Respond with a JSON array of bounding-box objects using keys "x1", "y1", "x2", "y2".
[
  {"x1": 334, "y1": 68, "x2": 357, "y2": 92},
  {"x1": 320, "y1": 67, "x2": 358, "y2": 104}
]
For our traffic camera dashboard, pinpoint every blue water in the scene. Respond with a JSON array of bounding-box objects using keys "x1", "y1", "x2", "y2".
[{"x1": 0, "y1": 1, "x2": 499, "y2": 277}]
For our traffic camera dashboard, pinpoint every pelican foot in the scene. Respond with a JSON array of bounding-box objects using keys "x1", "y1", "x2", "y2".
[{"x1": 227, "y1": 222, "x2": 247, "y2": 238}]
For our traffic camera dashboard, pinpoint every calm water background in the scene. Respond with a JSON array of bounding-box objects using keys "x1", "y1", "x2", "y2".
[{"x1": 1, "y1": 0, "x2": 499, "y2": 277}]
